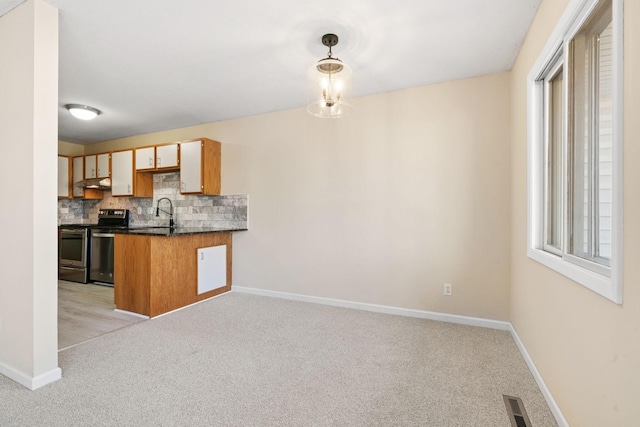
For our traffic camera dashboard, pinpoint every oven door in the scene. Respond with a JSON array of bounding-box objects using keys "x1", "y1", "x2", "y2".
[{"x1": 59, "y1": 228, "x2": 88, "y2": 268}]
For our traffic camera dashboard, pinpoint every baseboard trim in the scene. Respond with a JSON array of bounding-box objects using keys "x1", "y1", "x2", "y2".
[
  {"x1": 232, "y1": 285, "x2": 568, "y2": 426},
  {"x1": 509, "y1": 325, "x2": 569, "y2": 427},
  {"x1": 232, "y1": 286, "x2": 511, "y2": 330},
  {"x1": 114, "y1": 309, "x2": 149, "y2": 319},
  {"x1": 0, "y1": 362, "x2": 61, "y2": 390}
]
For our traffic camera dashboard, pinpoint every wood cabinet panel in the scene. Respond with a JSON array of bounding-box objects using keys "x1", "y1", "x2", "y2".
[
  {"x1": 114, "y1": 234, "x2": 151, "y2": 315},
  {"x1": 114, "y1": 232, "x2": 232, "y2": 317},
  {"x1": 203, "y1": 139, "x2": 221, "y2": 195}
]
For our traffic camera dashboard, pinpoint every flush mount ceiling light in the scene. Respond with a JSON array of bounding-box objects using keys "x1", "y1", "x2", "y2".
[
  {"x1": 307, "y1": 33, "x2": 353, "y2": 118},
  {"x1": 65, "y1": 104, "x2": 101, "y2": 120}
]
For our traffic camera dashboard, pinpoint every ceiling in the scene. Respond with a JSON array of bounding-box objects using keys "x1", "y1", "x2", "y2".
[{"x1": 0, "y1": 0, "x2": 541, "y2": 144}]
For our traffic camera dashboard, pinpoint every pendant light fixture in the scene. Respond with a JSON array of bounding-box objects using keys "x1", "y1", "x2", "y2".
[
  {"x1": 307, "y1": 33, "x2": 353, "y2": 118},
  {"x1": 65, "y1": 104, "x2": 101, "y2": 120}
]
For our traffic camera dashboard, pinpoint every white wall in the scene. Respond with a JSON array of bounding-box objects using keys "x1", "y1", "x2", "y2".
[
  {"x1": 0, "y1": 0, "x2": 60, "y2": 389},
  {"x1": 510, "y1": 0, "x2": 640, "y2": 425},
  {"x1": 89, "y1": 72, "x2": 512, "y2": 321}
]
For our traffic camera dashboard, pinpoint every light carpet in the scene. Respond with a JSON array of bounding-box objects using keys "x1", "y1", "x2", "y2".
[{"x1": 0, "y1": 292, "x2": 557, "y2": 426}]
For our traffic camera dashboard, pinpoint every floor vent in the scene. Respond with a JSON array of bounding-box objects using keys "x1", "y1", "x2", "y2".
[{"x1": 503, "y1": 395, "x2": 532, "y2": 427}]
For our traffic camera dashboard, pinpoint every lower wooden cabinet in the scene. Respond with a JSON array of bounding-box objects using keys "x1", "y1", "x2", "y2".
[{"x1": 114, "y1": 232, "x2": 232, "y2": 317}]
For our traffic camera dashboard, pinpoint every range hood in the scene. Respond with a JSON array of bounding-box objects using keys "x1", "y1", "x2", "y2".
[{"x1": 74, "y1": 177, "x2": 111, "y2": 190}]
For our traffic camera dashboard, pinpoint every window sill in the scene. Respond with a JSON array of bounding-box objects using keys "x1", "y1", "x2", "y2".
[{"x1": 527, "y1": 247, "x2": 621, "y2": 304}]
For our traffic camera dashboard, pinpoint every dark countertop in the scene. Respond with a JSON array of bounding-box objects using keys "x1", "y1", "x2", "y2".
[{"x1": 114, "y1": 226, "x2": 248, "y2": 236}]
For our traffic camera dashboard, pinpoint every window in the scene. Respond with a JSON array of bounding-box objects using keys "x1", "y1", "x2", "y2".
[{"x1": 527, "y1": 0, "x2": 623, "y2": 303}]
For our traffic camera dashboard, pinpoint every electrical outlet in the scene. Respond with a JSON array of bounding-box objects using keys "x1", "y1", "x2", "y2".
[
  {"x1": 137, "y1": 207, "x2": 142, "y2": 215},
  {"x1": 188, "y1": 206, "x2": 193, "y2": 215},
  {"x1": 444, "y1": 283, "x2": 452, "y2": 296}
]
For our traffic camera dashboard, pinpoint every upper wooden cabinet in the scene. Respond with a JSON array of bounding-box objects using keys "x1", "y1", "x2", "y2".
[
  {"x1": 135, "y1": 147, "x2": 155, "y2": 170},
  {"x1": 71, "y1": 156, "x2": 103, "y2": 200},
  {"x1": 83, "y1": 153, "x2": 110, "y2": 179},
  {"x1": 112, "y1": 149, "x2": 153, "y2": 197},
  {"x1": 58, "y1": 156, "x2": 71, "y2": 198},
  {"x1": 179, "y1": 138, "x2": 220, "y2": 195},
  {"x1": 84, "y1": 155, "x2": 97, "y2": 179},
  {"x1": 59, "y1": 138, "x2": 217, "y2": 199},
  {"x1": 156, "y1": 143, "x2": 179, "y2": 169},
  {"x1": 97, "y1": 153, "x2": 110, "y2": 178},
  {"x1": 135, "y1": 143, "x2": 180, "y2": 171},
  {"x1": 112, "y1": 150, "x2": 134, "y2": 196}
]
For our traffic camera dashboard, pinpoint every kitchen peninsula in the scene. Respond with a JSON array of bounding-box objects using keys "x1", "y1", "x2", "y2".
[{"x1": 113, "y1": 227, "x2": 246, "y2": 317}]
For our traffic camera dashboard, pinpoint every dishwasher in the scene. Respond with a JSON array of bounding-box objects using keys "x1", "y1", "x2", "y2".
[
  {"x1": 90, "y1": 231, "x2": 115, "y2": 285},
  {"x1": 88, "y1": 209, "x2": 130, "y2": 285}
]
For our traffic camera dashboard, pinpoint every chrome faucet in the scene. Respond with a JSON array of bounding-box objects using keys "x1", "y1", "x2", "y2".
[{"x1": 155, "y1": 197, "x2": 174, "y2": 228}]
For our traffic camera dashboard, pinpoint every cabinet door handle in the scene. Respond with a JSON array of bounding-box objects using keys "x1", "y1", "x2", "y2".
[
  {"x1": 181, "y1": 182, "x2": 185, "y2": 191},
  {"x1": 157, "y1": 157, "x2": 161, "y2": 167},
  {"x1": 200, "y1": 253, "x2": 204, "y2": 261},
  {"x1": 128, "y1": 184, "x2": 131, "y2": 193},
  {"x1": 149, "y1": 158, "x2": 153, "y2": 167}
]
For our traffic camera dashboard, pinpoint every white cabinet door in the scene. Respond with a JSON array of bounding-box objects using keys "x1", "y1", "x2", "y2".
[
  {"x1": 179, "y1": 140, "x2": 202, "y2": 193},
  {"x1": 72, "y1": 156, "x2": 84, "y2": 197},
  {"x1": 135, "y1": 147, "x2": 155, "y2": 170},
  {"x1": 84, "y1": 155, "x2": 97, "y2": 179},
  {"x1": 197, "y1": 245, "x2": 227, "y2": 294},
  {"x1": 156, "y1": 144, "x2": 179, "y2": 168},
  {"x1": 97, "y1": 153, "x2": 110, "y2": 178},
  {"x1": 57, "y1": 156, "x2": 70, "y2": 198},
  {"x1": 111, "y1": 150, "x2": 134, "y2": 196}
]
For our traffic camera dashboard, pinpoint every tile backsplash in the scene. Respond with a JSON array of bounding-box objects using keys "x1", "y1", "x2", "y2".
[{"x1": 58, "y1": 172, "x2": 247, "y2": 229}]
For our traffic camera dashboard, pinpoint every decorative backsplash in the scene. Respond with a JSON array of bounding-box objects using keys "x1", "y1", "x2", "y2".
[{"x1": 58, "y1": 172, "x2": 248, "y2": 229}]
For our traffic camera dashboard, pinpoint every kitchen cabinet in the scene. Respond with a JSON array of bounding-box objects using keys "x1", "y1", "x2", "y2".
[
  {"x1": 135, "y1": 147, "x2": 155, "y2": 170},
  {"x1": 58, "y1": 156, "x2": 71, "y2": 198},
  {"x1": 135, "y1": 143, "x2": 179, "y2": 171},
  {"x1": 111, "y1": 149, "x2": 153, "y2": 197},
  {"x1": 84, "y1": 155, "x2": 97, "y2": 179},
  {"x1": 114, "y1": 231, "x2": 232, "y2": 317},
  {"x1": 97, "y1": 153, "x2": 110, "y2": 178},
  {"x1": 197, "y1": 245, "x2": 227, "y2": 294},
  {"x1": 84, "y1": 153, "x2": 110, "y2": 179},
  {"x1": 71, "y1": 156, "x2": 102, "y2": 199},
  {"x1": 156, "y1": 143, "x2": 179, "y2": 169},
  {"x1": 72, "y1": 156, "x2": 83, "y2": 197},
  {"x1": 179, "y1": 138, "x2": 221, "y2": 195}
]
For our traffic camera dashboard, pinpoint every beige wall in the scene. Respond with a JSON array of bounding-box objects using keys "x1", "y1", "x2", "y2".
[
  {"x1": 0, "y1": 0, "x2": 60, "y2": 388},
  {"x1": 58, "y1": 140, "x2": 84, "y2": 156},
  {"x1": 94, "y1": 72, "x2": 512, "y2": 320},
  {"x1": 510, "y1": 0, "x2": 640, "y2": 425}
]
